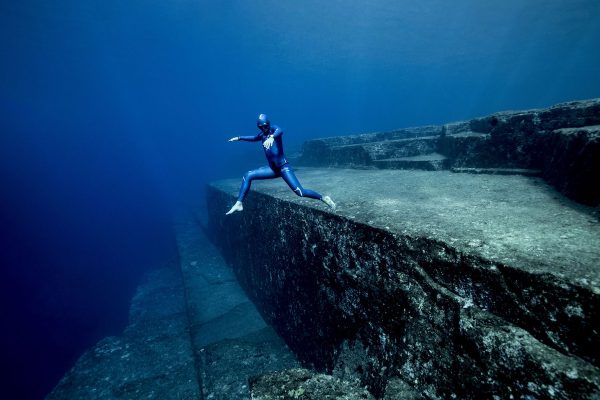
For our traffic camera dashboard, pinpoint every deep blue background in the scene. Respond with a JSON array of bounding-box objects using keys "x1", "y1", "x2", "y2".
[{"x1": 1, "y1": 1, "x2": 600, "y2": 398}]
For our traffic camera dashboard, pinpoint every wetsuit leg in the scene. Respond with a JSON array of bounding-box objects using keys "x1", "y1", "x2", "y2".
[
  {"x1": 237, "y1": 166, "x2": 279, "y2": 202},
  {"x1": 280, "y1": 165, "x2": 322, "y2": 200}
]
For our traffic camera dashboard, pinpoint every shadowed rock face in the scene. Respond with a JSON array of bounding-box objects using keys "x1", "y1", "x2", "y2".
[
  {"x1": 46, "y1": 267, "x2": 202, "y2": 400},
  {"x1": 207, "y1": 167, "x2": 600, "y2": 399},
  {"x1": 47, "y1": 220, "x2": 301, "y2": 400},
  {"x1": 297, "y1": 99, "x2": 600, "y2": 206},
  {"x1": 174, "y1": 218, "x2": 301, "y2": 399},
  {"x1": 47, "y1": 99, "x2": 599, "y2": 400},
  {"x1": 249, "y1": 368, "x2": 375, "y2": 400}
]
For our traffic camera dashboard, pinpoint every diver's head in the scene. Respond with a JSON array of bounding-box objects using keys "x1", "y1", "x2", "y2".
[{"x1": 257, "y1": 113, "x2": 270, "y2": 133}]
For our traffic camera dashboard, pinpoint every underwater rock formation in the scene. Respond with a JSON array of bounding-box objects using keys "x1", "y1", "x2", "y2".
[
  {"x1": 46, "y1": 267, "x2": 201, "y2": 399},
  {"x1": 47, "y1": 219, "x2": 300, "y2": 399},
  {"x1": 207, "y1": 165, "x2": 600, "y2": 399},
  {"x1": 249, "y1": 368, "x2": 375, "y2": 399},
  {"x1": 175, "y1": 217, "x2": 300, "y2": 399},
  {"x1": 49, "y1": 215, "x2": 365, "y2": 399},
  {"x1": 297, "y1": 99, "x2": 600, "y2": 206},
  {"x1": 48, "y1": 98, "x2": 599, "y2": 399}
]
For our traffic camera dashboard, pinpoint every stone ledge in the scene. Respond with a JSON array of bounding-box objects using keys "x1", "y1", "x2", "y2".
[
  {"x1": 207, "y1": 168, "x2": 600, "y2": 399},
  {"x1": 297, "y1": 98, "x2": 600, "y2": 206},
  {"x1": 374, "y1": 154, "x2": 449, "y2": 171},
  {"x1": 450, "y1": 167, "x2": 542, "y2": 176},
  {"x1": 46, "y1": 268, "x2": 201, "y2": 400},
  {"x1": 174, "y1": 217, "x2": 300, "y2": 399}
]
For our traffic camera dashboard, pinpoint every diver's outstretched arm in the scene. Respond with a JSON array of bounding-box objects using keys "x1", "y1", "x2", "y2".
[{"x1": 229, "y1": 133, "x2": 261, "y2": 142}]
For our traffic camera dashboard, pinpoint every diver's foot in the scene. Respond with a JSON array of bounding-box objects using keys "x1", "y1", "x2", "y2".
[
  {"x1": 322, "y1": 196, "x2": 336, "y2": 210},
  {"x1": 226, "y1": 201, "x2": 243, "y2": 215}
]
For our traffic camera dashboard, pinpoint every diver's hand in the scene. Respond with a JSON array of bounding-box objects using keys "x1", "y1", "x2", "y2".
[
  {"x1": 228, "y1": 137, "x2": 239, "y2": 142},
  {"x1": 263, "y1": 135, "x2": 274, "y2": 150}
]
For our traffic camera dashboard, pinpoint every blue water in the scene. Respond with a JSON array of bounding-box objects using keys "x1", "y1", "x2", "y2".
[{"x1": 1, "y1": 1, "x2": 599, "y2": 398}]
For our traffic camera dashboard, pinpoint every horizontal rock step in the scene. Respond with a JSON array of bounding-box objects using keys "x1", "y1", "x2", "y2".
[
  {"x1": 330, "y1": 136, "x2": 441, "y2": 163},
  {"x1": 310, "y1": 125, "x2": 444, "y2": 147},
  {"x1": 208, "y1": 167, "x2": 600, "y2": 399},
  {"x1": 297, "y1": 98, "x2": 600, "y2": 206},
  {"x1": 374, "y1": 153, "x2": 449, "y2": 170},
  {"x1": 450, "y1": 167, "x2": 542, "y2": 176},
  {"x1": 174, "y1": 217, "x2": 300, "y2": 399},
  {"x1": 47, "y1": 267, "x2": 202, "y2": 400}
]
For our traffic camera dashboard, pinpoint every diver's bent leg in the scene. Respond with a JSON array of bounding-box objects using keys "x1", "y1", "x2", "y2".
[
  {"x1": 227, "y1": 166, "x2": 278, "y2": 214},
  {"x1": 236, "y1": 176, "x2": 251, "y2": 203},
  {"x1": 280, "y1": 165, "x2": 336, "y2": 209},
  {"x1": 237, "y1": 166, "x2": 279, "y2": 202},
  {"x1": 280, "y1": 165, "x2": 322, "y2": 200}
]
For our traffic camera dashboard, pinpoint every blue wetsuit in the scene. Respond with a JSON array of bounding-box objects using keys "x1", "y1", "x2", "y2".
[{"x1": 236, "y1": 124, "x2": 322, "y2": 202}]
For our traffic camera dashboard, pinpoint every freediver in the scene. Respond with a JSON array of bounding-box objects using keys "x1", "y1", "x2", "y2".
[{"x1": 226, "y1": 114, "x2": 336, "y2": 215}]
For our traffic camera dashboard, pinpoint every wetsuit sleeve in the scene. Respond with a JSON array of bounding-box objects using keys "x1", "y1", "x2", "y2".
[
  {"x1": 238, "y1": 133, "x2": 261, "y2": 141},
  {"x1": 272, "y1": 126, "x2": 283, "y2": 138}
]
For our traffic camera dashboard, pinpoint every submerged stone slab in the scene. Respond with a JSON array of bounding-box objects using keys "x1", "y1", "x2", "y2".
[
  {"x1": 538, "y1": 125, "x2": 600, "y2": 206},
  {"x1": 46, "y1": 268, "x2": 201, "y2": 400},
  {"x1": 200, "y1": 328, "x2": 301, "y2": 400},
  {"x1": 450, "y1": 167, "x2": 542, "y2": 176},
  {"x1": 174, "y1": 217, "x2": 300, "y2": 399},
  {"x1": 374, "y1": 153, "x2": 449, "y2": 171},
  {"x1": 176, "y1": 218, "x2": 269, "y2": 345},
  {"x1": 297, "y1": 98, "x2": 600, "y2": 206},
  {"x1": 207, "y1": 168, "x2": 600, "y2": 399}
]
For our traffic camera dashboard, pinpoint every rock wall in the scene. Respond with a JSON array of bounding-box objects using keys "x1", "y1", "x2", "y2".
[
  {"x1": 174, "y1": 216, "x2": 301, "y2": 399},
  {"x1": 48, "y1": 215, "x2": 368, "y2": 400},
  {"x1": 207, "y1": 179, "x2": 600, "y2": 399},
  {"x1": 46, "y1": 267, "x2": 202, "y2": 400},
  {"x1": 297, "y1": 99, "x2": 600, "y2": 206}
]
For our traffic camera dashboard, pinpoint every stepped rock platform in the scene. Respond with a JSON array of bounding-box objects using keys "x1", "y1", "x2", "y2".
[
  {"x1": 205, "y1": 99, "x2": 600, "y2": 399},
  {"x1": 48, "y1": 221, "x2": 305, "y2": 399},
  {"x1": 208, "y1": 170, "x2": 600, "y2": 396},
  {"x1": 297, "y1": 99, "x2": 600, "y2": 207},
  {"x1": 47, "y1": 216, "x2": 376, "y2": 400},
  {"x1": 47, "y1": 266, "x2": 202, "y2": 399},
  {"x1": 48, "y1": 98, "x2": 599, "y2": 399}
]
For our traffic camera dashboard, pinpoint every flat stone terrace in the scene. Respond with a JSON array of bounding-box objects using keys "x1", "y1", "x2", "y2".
[
  {"x1": 212, "y1": 167, "x2": 600, "y2": 381},
  {"x1": 215, "y1": 168, "x2": 600, "y2": 289}
]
